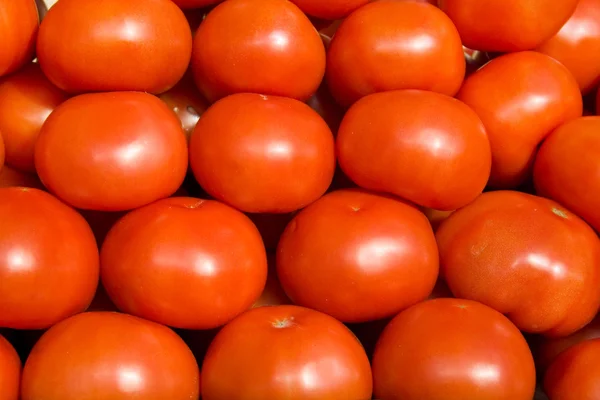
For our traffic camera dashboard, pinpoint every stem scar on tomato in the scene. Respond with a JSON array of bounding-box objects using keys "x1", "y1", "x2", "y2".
[
  {"x1": 552, "y1": 208, "x2": 568, "y2": 219},
  {"x1": 272, "y1": 317, "x2": 297, "y2": 329}
]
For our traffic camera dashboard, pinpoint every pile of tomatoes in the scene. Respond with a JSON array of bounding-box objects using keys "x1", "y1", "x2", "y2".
[{"x1": 2, "y1": 0, "x2": 600, "y2": 399}]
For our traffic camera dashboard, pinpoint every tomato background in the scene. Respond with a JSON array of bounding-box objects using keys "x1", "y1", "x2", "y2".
[{"x1": 0, "y1": 0, "x2": 38, "y2": 77}]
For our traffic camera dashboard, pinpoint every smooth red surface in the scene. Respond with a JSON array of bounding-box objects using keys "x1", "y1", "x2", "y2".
[
  {"x1": 290, "y1": 0, "x2": 369, "y2": 19},
  {"x1": 0, "y1": 335, "x2": 20, "y2": 400},
  {"x1": 0, "y1": 0, "x2": 38, "y2": 77}
]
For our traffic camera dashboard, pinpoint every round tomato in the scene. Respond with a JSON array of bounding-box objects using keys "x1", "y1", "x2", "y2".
[
  {"x1": 191, "y1": 0, "x2": 325, "y2": 103},
  {"x1": 372, "y1": 298, "x2": 536, "y2": 400},
  {"x1": 437, "y1": 191, "x2": 600, "y2": 337},
  {"x1": 0, "y1": 62, "x2": 68, "y2": 173},
  {"x1": 0, "y1": 0, "x2": 38, "y2": 77},
  {"x1": 289, "y1": 0, "x2": 369, "y2": 19},
  {"x1": 337, "y1": 90, "x2": 491, "y2": 211},
  {"x1": 101, "y1": 197, "x2": 267, "y2": 330},
  {"x1": 172, "y1": 0, "x2": 223, "y2": 9},
  {"x1": 36, "y1": 0, "x2": 192, "y2": 94},
  {"x1": 21, "y1": 312, "x2": 200, "y2": 400},
  {"x1": 0, "y1": 335, "x2": 19, "y2": 400},
  {"x1": 0, "y1": 166, "x2": 42, "y2": 189},
  {"x1": 0, "y1": 187, "x2": 99, "y2": 329},
  {"x1": 326, "y1": 1, "x2": 465, "y2": 108},
  {"x1": 438, "y1": 0, "x2": 578, "y2": 52},
  {"x1": 277, "y1": 189, "x2": 439, "y2": 323},
  {"x1": 457, "y1": 51, "x2": 582, "y2": 189},
  {"x1": 201, "y1": 305, "x2": 373, "y2": 400},
  {"x1": 189, "y1": 93, "x2": 335, "y2": 213},
  {"x1": 34, "y1": 92, "x2": 188, "y2": 211}
]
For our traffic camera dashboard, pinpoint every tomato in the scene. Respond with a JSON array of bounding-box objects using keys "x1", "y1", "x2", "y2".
[
  {"x1": 289, "y1": 0, "x2": 369, "y2": 20},
  {"x1": 189, "y1": 93, "x2": 335, "y2": 213},
  {"x1": 277, "y1": 189, "x2": 439, "y2": 323},
  {"x1": 21, "y1": 312, "x2": 200, "y2": 400},
  {"x1": 457, "y1": 52, "x2": 582, "y2": 189},
  {"x1": 534, "y1": 117, "x2": 600, "y2": 234},
  {"x1": 252, "y1": 255, "x2": 291, "y2": 308},
  {"x1": 36, "y1": 0, "x2": 192, "y2": 94},
  {"x1": 0, "y1": 335, "x2": 20, "y2": 400},
  {"x1": 337, "y1": 90, "x2": 491, "y2": 211},
  {"x1": 0, "y1": 0, "x2": 38, "y2": 77},
  {"x1": 438, "y1": 0, "x2": 579, "y2": 52},
  {"x1": 34, "y1": 92, "x2": 188, "y2": 211},
  {"x1": 372, "y1": 298, "x2": 536, "y2": 400},
  {"x1": 101, "y1": 197, "x2": 267, "y2": 330},
  {"x1": 437, "y1": 191, "x2": 600, "y2": 337},
  {"x1": 201, "y1": 305, "x2": 373, "y2": 400},
  {"x1": 326, "y1": 1, "x2": 465, "y2": 108},
  {"x1": 172, "y1": 0, "x2": 223, "y2": 9},
  {"x1": 0, "y1": 63, "x2": 68, "y2": 173},
  {"x1": 0, "y1": 133, "x2": 4, "y2": 172},
  {"x1": 191, "y1": 0, "x2": 326, "y2": 103},
  {"x1": 247, "y1": 213, "x2": 295, "y2": 252},
  {"x1": 0, "y1": 166, "x2": 42, "y2": 189},
  {"x1": 0, "y1": 187, "x2": 99, "y2": 329}
]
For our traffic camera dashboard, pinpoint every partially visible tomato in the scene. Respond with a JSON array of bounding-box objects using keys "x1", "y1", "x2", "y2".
[
  {"x1": 172, "y1": 0, "x2": 223, "y2": 9},
  {"x1": 290, "y1": 0, "x2": 369, "y2": 19},
  {"x1": 0, "y1": 166, "x2": 42, "y2": 189},
  {"x1": 0, "y1": 133, "x2": 4, "y2": 172},
  {"x1": 0, "y1": 0, "x2": 38, "y2": 77},
  {"x1": 0, "y1": 334, "x2": 20, "y2": 400}
]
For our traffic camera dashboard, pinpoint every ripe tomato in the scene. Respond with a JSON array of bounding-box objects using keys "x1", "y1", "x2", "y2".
[
  {"x1": 0, "y1": 335, "x2": 20, "y2": 400},
  {"x1": 372, "y1": 298, "x2": 536, "y2": 400},
  {"x1": 189, "y1": 93, "x2": 335, "y2": 213},
  {"x1": 277, "y1": 189, "x2": 439, "y2": 323},
  {"x1": 0, "y1": 0, "x2": 38, "y2": 77},
  {"x1": 457, "y1": 51, "x2": 582, "y2": 189},
  {"x1": 21, "y1": 312, "x2": 200, "y2": 400},
  {"x1": 289, "y1": 0, "x2": 369, "y2": 19},
  {"x1": 34, "y1": 92, "x2": 188, "y2": 211},
  {"x1": 0, "y1": 63, "x2": 68, "y2": 173},
  {"x1": 191, "y1": 0, "x2": 325, "y2": 103},
  {"x1": 326, "y1": 1, "x2": 465, "y2": 108},
  {"x1": 438, "y1": 0, "x2": 578, "y2": 52},
  {"x1": 0, "y1": 166, "x2": 42, "y2": 189},
  {"x1": 201, "y1": 305, "x2": 373, "y2": 400},
  {"x1": 534, "y1": 117, "x2": 600, "y2": 234},
  {"x1": 101, "y1": 197, "x2": 268, "y2": 330},
  {"x1": 36, "y1": 0, "x2": 192, "y2": 94},
  {"x1": 437, "y1": 191, "x2": 600, "y2": 337},
  {"x1": 0, "y1": 187, "x2": 99, "y2": 329},
  {"x1": 337, "y1": 90, "x2": 491, "y2": 211},
  {"x1": 172, "y1": 0, "x2": 223, "y2": 9}
]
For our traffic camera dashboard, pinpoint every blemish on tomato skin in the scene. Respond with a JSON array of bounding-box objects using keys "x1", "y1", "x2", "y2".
[
  {"x1": 551, "y1": 207, "x2": 568, "y2": 219},
  {"x1": 272, "y1": 317, "x2": 296, "y2": 328}
]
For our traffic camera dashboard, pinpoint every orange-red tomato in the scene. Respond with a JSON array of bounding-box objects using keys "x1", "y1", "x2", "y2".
[
  {"x1": 35, "y1": 92, "x2": 188, "y2": 211},
  {"x1": 0, "y1": 0, "x2": 38, "y2": 77},
  {"x1": 201, "y1": 305, "x2": 373, "y2": 400},
  {"x1": 326, "y1": 1, "x2": 465, "y2": 108},
  {"x1": 21, "y1": 312, "x2": 200, "y2": 400},
  {"x1": 0, "y1": 335, "x2": 20, "y2": 400},
  {"x1": 0, "y1": 187, "x2": 99, "y2": 329},
  {"x1": 457, "y1": 52, "x2": 582, "y2": 189},
  {"x1": 172, "y1": 0, "x2": 223, "y2": 9},
  {"x1": 101, "y1": 197, "x2": 268, "y2": 330},
  {"x1": 189, "y1": 93, "x2": 335, "y2": 213},
  {"x1": 437, "y1": 191, "x2": 600, "y2": 337},
  {"x1": 337, "y1": 90, "x2": 491, "y2": 211},
  {"x1": 438, "y1": 0, "x2": 579, "y2": 52},
  {"x1": 277, "y1": 189, "x2": 439, "y2": 323},
  {"x1": 36, "y1": 0, "x2": 192, "y2": 94},
  {"x1": 0, "y1": 63, "x2": 68, "y2": 173},
  {"x1": 290, "y1": 0, "x2": 369, "y2": 19},
  {"x1": 0, "y1": 166, "x2": 43, "y2": 189},
  {"x1": 191, "y1": 0, "x2": 326, "y2": 103},
  {"x1": 372, "y1": 298, "x2": 536, "y2": 400}
]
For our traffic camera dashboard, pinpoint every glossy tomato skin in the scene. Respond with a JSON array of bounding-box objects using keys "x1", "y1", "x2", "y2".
[
  {"x1": 438, "y1": 0, "x2": 578, "y2": 52},
  {"x1": 277, "y1": 189, "x2": 439, "y2": 323},
  {"x1": 201, "y1": 305, "x2": 373, "y2": 400},
  {"x1": 437, "y1": 191, "x2": 600, "y2": 337},
  {"x1": 34, "y1": 92, "x2": 188, "y2": 211},
  {"x1": 0, "y1": 187, "x2": 99, "y2": 329},
  {"x1": 189, "y1": 93, "x2": 335, "y2": 213},
  {"x1": 21, "y1": 312, "x2": 200, "y2": 400},
  {"x1": 290, "y1": 0, "x2": 369, "y2": 19},
  {"x1": 457, "y1": 51, "x2": 582, "y2": 189},
  {"x1": 191, "y1": 0, "x2": 325, "y2": 103},
  {"x1": 0, "y1": 335, "x2": 20, "y2": 400},
  {"x1": 37, "y1": 0, "x2": 192, "y2": 94},
  {"x1": 0, "y1": 166, "x2": 42, "y2": 189},
  {"x1": 0, "y1": 63, "x2": 68, "y2": 173},
  {"x1": 372, "y1": 298, "x2": 536, "y2": 400},
  {"x1": 337, "y1": 90, "x2": 491, "y2": 211},
  {"x1": 0, "y1": 0, "x2": 38, "y2": 77}
]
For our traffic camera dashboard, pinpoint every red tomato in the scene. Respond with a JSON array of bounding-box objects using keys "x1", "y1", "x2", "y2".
[
  {"x1": 191, "y1": 0, "x2": 326, "y2": 103},
  {"x1": 277, "y1": 189, "x2": 439, "y2": 323},
  {"x1": 189, "y1": 93, "x2": 335, "y2": 213},
  {"x1": 457, "y1": 51, "x2": 582, "y2": 189},
  {"x1": 0, "y1": 63, "x2": 68, "y2": 173},
  {"x1": 21, "y1": 312, "x2": 200, "y2": 400},
  {"x1": 326, "y1": 1, "x2": 465, "y2": 108},
  {"x1": 101, "y1": 197, "x2": 268, "y2": 330},
  {"x1": 290, "y1": 0, "x2": 369, "y2": 19},
  {"x1": 534, "y1": 117, "x2": 600, "y2": 234},
  {"x1": 372, "y1": 298, "x2": 536, "y2": 400},
  {"x1": 36, "y1": 0, "x2": 192, "y2": 94},
  {"x1": 437, "y1": 191, "x2": 600, "y2": 337},
  {"x1": 438, "y1": 0, "x2": 579, "y2": 52},
  {"x1": 0, "y1": 166, "x2": 43, "y2": 189},
  {"x1": 172, "y1": 0, "x2": 223, "y2": 9},
  {"x1": 337, "y1": 90, "x2": 492, "y2": 211},
  {"x1": 201, "y1": 305, "x2": 373, "y2": 400},
  {"x1": 0, "y1": 0, "x2": 38, "y2": 77},
  {"x1": 0, "y1": 335, "x2": 20, "y2": 400},
  {"x1": 34, "y1": 92, "x2": 188, "y2": 211},
  {"x1": 0, "y1": 187, "x2": 99, "y2": 329}
]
